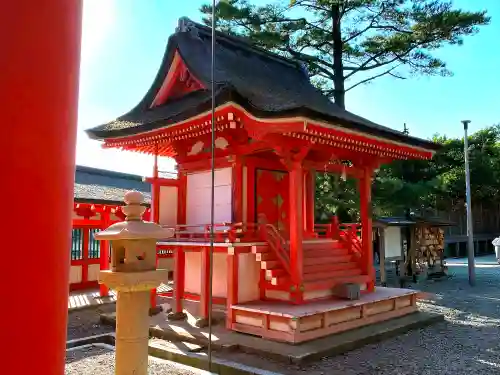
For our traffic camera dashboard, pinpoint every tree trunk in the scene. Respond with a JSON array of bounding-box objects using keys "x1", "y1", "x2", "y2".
[{"x1": 332, "y1": 5, "x2": 345, "y2": 109}]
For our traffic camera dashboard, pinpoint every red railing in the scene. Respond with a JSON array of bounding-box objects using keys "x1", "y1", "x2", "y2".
[
  {"x1": 314, "y1": 218, "x2": 363, "y2": 261},
  {"x1": 160, "y1": 222, "x2": 292, "y2": 277},
  {"x1": 313, "y1": 223, "x2": 333, "y2": 238},
  {"x1": 339, "y1": 225, "x2": 363, "y2": 260},
  {"x1": 159, "y1": 222, "x2": 261, "y2": 243},
  {"x1": 259, "y1": 224, "x2": 291, "y2": 274},
  {"x1": 339, "y1": 223, "x2": 362, "y2": 239},
  {"x1": 156, "y1": 245, "x2": 174, "y2": 258}
]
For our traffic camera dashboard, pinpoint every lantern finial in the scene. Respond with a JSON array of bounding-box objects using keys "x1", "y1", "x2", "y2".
[{"x1": 123, "y1": 191, "x2": 146, "y2": 221}]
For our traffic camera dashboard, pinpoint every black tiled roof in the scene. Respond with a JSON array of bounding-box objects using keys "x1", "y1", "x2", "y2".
[
  {"x1": 74, "y1": 165, "x2": 151, "y2": 205},
  {"x1": 86, "y1": 17, "x2": 438, "y2": 151}
]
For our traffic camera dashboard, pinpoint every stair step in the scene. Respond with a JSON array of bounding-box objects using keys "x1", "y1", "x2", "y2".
[
  {"x1": 265, "y1": 268, "x2": 287, "y2": 278},
  {"x1": 303, "y1": 248, "x2": 349, "y2": 258},
  {"x1": 271, "y1": 276, "x2": 291, "y2": 286},
  {"x1": 303, "y1": 241, "x2": 342, "y2": 250},
  {"x1": 260, "y1": 260, "x2": 281, "y2": 270},
  {"x1": 303, "y1": 268, "x2": 362, "y2": 282},
  {"x1": 251, "y1": 245, "x2": 269, "y2": 254},
  {"x1": 303, "y1": 275, "x2": 371, "y2": 291},
  {"x1": 255, "y1": 252, "x2": 277, "y2": 261},
  {"x1": 304, "y1": 261, "x2": 358, "y2": 273},
  {"x1": 304, "y1": 255, "x2": 351, "y2": 266}
]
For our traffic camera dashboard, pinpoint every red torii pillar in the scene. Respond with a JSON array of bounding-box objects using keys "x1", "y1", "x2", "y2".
[{"x1": 1, "y1": 2, "x2": 82, "y2": 375}]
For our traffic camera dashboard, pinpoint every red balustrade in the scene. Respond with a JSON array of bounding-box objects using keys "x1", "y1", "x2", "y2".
[
  {"x1": 159, "y1": 222, "x2": 261, "y2": 243},
  {"x1": 259, "y1": 224, "x2": 291, "y2": 275}
]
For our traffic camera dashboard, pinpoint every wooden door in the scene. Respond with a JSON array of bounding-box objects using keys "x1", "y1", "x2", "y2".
[{"x1": 255, "y1": 169, "x2": 289, "y2": 234}]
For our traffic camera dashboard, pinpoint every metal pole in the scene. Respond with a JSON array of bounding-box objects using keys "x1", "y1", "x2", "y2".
[
  {"x1": 208, "y1": 0, "x2": 217, "y2": 371},
  {"x1": 462, "y1": 120, "x2": 476, "y2": 286}
]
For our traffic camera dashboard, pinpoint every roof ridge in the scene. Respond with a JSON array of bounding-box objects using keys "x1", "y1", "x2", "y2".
[
  {"x1": 175, "y1": 17, "x2": 306, "y2": 75},
  {"x1": 75, "y1": 165, "x2": 144, "y2": 181}
]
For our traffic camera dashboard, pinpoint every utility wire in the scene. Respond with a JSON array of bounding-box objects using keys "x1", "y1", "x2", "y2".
[{"x1": 207, "y1": 0, "x2": 216, "y2": 371}]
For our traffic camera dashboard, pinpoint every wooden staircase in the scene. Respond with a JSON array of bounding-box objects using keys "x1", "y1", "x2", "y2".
[{"x1": 252, "y1": 236, "x2": 370, "y2": 299}]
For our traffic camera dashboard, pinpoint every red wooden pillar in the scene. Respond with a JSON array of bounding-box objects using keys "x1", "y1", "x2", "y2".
[
  {"x1": 177, "y1": 171, "x2": 187, "y2": 225},
  {"x1": 150, "y1": 151, "x2": 160, "y2": 308},
  {"x1": 289, "y1": 161, "x2": 304, "y2": 299},
  {"x1": 99, "y1": 210, "x2": 111, "y2": 297},
  {"x1": 150, "y1": 150, "x2": 161, "y2": 223},
  {"x1": 359, "y1": 167, "x2": 375, "y2": 291},
  {"x1": 81, "y1": 228, "x2": 90, "y2": 284},
  {"x1": 232, "y1": 157, "x2": 244, "y2": 223},
  {"x1": 226, "y1": 249, "x2": 239, "y2": 329},
  {"x1": 200, "y1": 247, "x2": 210, "y2": 319},
  {"x1": 305, "y1": 169, "x2": 316, "y2": 235},
  {"x1": 173, "y1": 246, "x2": 185, "y2": 313},
  {"x1": 1, "y1": 2, "x2": 82, "y2": 374},
  {"x1": 172, "y1": 171, "x2": 187, "y2": 313}
]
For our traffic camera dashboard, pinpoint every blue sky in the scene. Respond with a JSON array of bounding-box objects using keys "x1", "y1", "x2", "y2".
[{"x1": 78, "y1": 0, "x2": 499, "y2": 176}]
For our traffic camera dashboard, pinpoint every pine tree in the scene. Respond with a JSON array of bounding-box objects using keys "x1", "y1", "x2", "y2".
[{"x1": 201, "y1": 0, "x2": 489, "y2": 108}]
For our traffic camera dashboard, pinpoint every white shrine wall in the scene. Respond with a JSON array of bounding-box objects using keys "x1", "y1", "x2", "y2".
[
  {"x1": 183, "y1": 251, "x2": 260, "y2": 302},
  {"x1": 159, "y1": 186, "x2": 178, "y2": 226},
  {"x1": 186, "y1": 168, "x2": 233, "y2": 225}
]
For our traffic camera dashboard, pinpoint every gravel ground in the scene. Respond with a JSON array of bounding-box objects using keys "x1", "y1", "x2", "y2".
[
  {"x1": 65, "y1": 346, "x2": 209, "y2": 374},
  {"x1": 67, "y1": 304, "x2": 116, "y2": 340},
  {"x1": 219, "y1": 255, "x2": 500, "y2": 375},
  {"x1": 66, "y1": 255, "x2": 500, "y2": 375}
]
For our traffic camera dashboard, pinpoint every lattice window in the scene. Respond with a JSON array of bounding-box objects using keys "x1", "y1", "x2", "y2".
[
  {"x1": 71, "y1": 228, "x2": 83, "y2": 260},
  {"x1": 89, "y1": 228, "x2": 101, "y2": 259}
]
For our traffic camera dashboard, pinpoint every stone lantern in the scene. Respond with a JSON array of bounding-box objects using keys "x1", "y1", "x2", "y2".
[{"x1": 95, "y1": 191, "x2": 174, "y2": 375}]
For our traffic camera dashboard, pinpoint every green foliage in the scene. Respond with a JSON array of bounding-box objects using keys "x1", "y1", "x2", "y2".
[
  {"x1": 315, "y1": 173, "x2": 359, "y2": 222},
  {"x1": 315, "y1": 124, "x2": 500, "y2": 219},
  {"x1": 201, "y1": 0, "x2": 489, "y2": 107}
]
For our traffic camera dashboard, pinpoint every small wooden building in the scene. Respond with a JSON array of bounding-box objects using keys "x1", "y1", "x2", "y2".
[
  {"x1": 85, "y1": 17, "x2": 440, "y2": 343},
  {"x1": 374, "y1": 215, "x2": 453, "y2": 285}
]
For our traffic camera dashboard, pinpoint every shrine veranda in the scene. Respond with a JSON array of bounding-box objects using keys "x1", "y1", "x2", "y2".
[{"x1": 84, "y1": 17, "x2": 440, "y2": 344}]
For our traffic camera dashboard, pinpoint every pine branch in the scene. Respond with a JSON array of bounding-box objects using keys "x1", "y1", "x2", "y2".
[{"x1": 345, "y1": 64, "x2": 404, "y2": 92}]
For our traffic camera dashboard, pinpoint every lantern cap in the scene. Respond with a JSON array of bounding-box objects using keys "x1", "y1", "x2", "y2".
[{"x1": 94, "y1": 191, "x2": 174, "y2": 240}]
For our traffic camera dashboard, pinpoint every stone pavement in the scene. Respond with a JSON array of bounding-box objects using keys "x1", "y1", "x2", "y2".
[{"x1": 68, "y1": 289, "x2": 116, "y2": 312}]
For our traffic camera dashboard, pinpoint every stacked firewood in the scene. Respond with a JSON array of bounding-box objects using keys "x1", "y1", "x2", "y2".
[{"x1": 414, "y1": 226, "x2": 445, "y2": 272}]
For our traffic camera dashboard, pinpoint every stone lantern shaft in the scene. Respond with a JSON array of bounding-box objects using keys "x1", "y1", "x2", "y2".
[{"x1": 94, "y1": 191, "x2": 174, "y2": 375}]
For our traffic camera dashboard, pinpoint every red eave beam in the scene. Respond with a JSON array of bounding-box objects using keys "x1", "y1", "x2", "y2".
[
  {"x1": 102, "y1": 106, "x2": 237, "y2": 151},
  {"x1": 144, "y1": 177, "x2": 180, "y2": 186}
]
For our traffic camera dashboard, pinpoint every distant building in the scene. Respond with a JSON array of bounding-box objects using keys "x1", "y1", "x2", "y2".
[
  {"x1": 70, "y1": 166, "x2": 153, "y2": 291},
  {"x1": 74, "y1": 165, "x2": 151, "y2": 206}
]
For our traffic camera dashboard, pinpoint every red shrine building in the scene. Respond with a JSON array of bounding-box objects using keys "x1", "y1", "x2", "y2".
[{"x1": 86, "y1": 18, "x2": 439, "y2": 343}]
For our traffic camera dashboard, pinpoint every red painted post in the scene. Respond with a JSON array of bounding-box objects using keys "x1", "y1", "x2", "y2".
[
  {"x1": 151, "y1": 151, "x2": 160, "y2": 223},
  {"x1": 288, "y1": 161, "x2": 304, "y2": 291},
  {"x1": 1, "y1": 1, "x2": 82, "y2": 374},
  {"x1": 100, "y1": 210, "x2": 110, "y2": 297},
  {"x1": 81, "y1": 228, "x2": 90, "y2": 284},
  {"x1": 331, "y1": 215, "x2": 340, "y2": 239},
  {"x1": 232, "y1": 156, "x2": 244, "y2": 223},
  {"x1": 359, "y1": 167, "x2": 375, "y2": 291},
  {"x1": 173, "y1": 247, "x2": 185, "y2": 313},
  {"x1": 150, "y1": 152, "x2": 160, "y2": 308},
  {"x1": 200, "y1": 247, "x2": 210, "y2": 319},
  {"x1": 226, "y1": 250, "x2": 239, "y2": 329},
  {"x1": 177, "y1": 171, "x2": 187, "y2": 225},
  {"x1": 305, "y1": 169, "x2": 316, "y2": 235}
]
